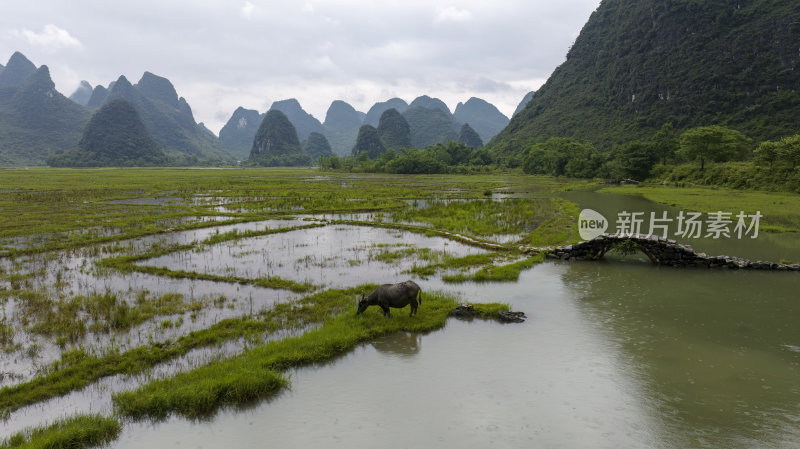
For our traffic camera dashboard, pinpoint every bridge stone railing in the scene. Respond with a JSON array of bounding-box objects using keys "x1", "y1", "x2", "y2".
[{"x1": 526, "y1": 234, "x2": 800, "y2": 271}]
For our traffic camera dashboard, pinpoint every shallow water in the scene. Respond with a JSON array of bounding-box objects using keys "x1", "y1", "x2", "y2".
[
  {"x1": 142, "y1": 225, "x2": 485, "y2": 288},
  {"x1": 107, "y1": 258, "x2": 799, "y2": 449},
  {"x1": 3, "y1": 191, "x2": 799, "y2": 448}
]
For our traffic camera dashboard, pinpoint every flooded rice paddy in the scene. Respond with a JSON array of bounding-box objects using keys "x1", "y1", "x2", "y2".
[{"x1": 1, "y1": 175, "x2": 798, "y2": 449}]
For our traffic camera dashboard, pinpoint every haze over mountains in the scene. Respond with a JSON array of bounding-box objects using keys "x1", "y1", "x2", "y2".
[
  {"x1": 0, "y1": 52, "x2": 234, "y2": 165},
  {"x1": 218, "y1": 93, "x2": 511, "y2": 159},
  {"x1": 0, "y1": 51, "x2": 514, "y2": 166}
]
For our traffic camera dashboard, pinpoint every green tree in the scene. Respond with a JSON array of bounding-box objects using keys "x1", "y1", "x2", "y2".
[
  {"x1": 384, "y1": 150, "x2": 446, "y2": 174},
  {"x1": 616, "y1": 141, "x2": 657, "y2": 180},
  {"x1": 754, "y1": 140, "x2": 781, "y2": 168},
  {"x1": 651, "y1": 123, "x2": 678, "y2": 165},
  {"x1": 779, "y1": 135, "x2": 800, "y2": 168},
  {"x1": 428, "y1": 141, "x2": 472, "y2": 166},
  {"x1": 522, "y1": 137, "x2": 600, "y2": 177},
  {"x1": 678, "y1": 126, "x2": 750, "y2": 170},
  {"x1": 469, "y1": 148, "x2": 493, "y2": 166}
]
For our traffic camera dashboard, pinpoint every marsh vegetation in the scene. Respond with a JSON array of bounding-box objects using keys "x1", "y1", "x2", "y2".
[
  {"x1": 0, "y1": 168, "x2": 568, "y2": 447},
  {"x1": 3, "y1": 168, "x2": 798, "y2": 449}
]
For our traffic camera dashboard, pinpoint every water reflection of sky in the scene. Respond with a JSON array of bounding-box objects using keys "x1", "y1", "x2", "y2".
[{"x1": 142, "y1": 225, "x2": 487, "y2": 288}]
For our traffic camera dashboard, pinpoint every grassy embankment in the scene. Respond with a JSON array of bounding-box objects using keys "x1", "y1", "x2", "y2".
[
  {"x1": 111, "y1": 288, "x2": 506, "y2": 419},
  {"x1": 0, "y1": 285, "x2": 509, "y2": 419},
  {"x1": 599, "y1": 185, "x2": 800, "y2": 233},
  {"x1": 651, "y1": 161, "x2": 800, "y2": 194},
  {"x1": 442, "y1": 254, "x2": 546, "y2": 282},
  {"x1": 0, "y1": 414, "x2": 120, "y2": 449}
]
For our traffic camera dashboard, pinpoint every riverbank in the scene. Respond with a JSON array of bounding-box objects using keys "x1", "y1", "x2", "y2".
[{"x1": 598, "y1": 184, "x2": 800, "y2": 233}]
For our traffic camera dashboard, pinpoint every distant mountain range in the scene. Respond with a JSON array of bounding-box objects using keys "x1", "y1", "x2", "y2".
[
  {"x1": 0, "y1": 52, "x2": 234, "y2": 166},
  {"x1": 0, "y1": 50, "x2": 523, "y2": 166},
  {"x1": 0, "y1": 52, "x2": 90, "y2": 166},
  {"x1": 219, "y1": 94, "x2": 511, "y2": 158}
]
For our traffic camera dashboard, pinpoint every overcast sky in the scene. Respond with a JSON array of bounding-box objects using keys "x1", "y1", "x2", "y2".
[{"x1": 1, "y1": 0, "x2": 601, "y2": 134}]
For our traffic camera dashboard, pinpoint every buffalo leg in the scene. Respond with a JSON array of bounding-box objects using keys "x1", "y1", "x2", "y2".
[{"x1": 381, "y1": 305, "x2": 390, "y2": 317}]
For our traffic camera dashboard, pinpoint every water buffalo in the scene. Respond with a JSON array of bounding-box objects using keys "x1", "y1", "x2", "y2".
[{"x1": 357, "y1": 280, "x2": 422, "y2": 317}]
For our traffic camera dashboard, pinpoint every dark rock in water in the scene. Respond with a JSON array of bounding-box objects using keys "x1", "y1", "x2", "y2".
[
  {"x1": 450, "y1": 304, "x2": 527, "y2": 323},
  {"x1": 450, "y1": 304, "x2": 476, "y2": 319},
  {"x1": 498, "y1": 311, "x2": 526, "y2": 323}
]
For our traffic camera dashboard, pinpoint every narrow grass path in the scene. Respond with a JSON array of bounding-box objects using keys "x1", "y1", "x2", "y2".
[
  {"x1": 112, "y1": 290, "x2": 507, "y2": 419},
  {"x1": 0, "y1": 415, "x2": 120, "y2": 449}
]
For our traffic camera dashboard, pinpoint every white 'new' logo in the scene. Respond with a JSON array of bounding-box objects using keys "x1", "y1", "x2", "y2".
[{"x1": 578, "y1": 209, "x2": 608, "y2": 240}]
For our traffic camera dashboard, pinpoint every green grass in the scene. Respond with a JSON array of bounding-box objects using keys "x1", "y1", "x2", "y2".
[
  {"x1": 13, "y1": 290, "x2": 202, "y2": 342},
  {"x1": 96, "y1": 224, "x2": 324, "y2": 293},
  {"x1": 331, "y1": 219, "x2": 509, "y2": 250},
  {"x1": 0, "y1": 169, "x2": 582, "y2": 257},
  {"x1": 442, "y1": 254, "x2": 545, "y2": 283},
  {"x1": 1, "y1": 414, "x2": 120, "y2": 449},
  {"x1": 524, "y1": 197, "x2": 581, "y2": 247},
  {"x1": 0, "y1": 317, "x2": 14, "y2": 349},
  {"x1": 599, "y1": 185, "x2": 800, "y2": 232},
  {"x1": 410, "y1": 252, "x2": 497, "y2": 278},
  {"x1": 391, "y1": 198, "x2": 540, "y2": 237},
  {"x1": 112, "y1": 289, "x2": 509, "y2": 419}
]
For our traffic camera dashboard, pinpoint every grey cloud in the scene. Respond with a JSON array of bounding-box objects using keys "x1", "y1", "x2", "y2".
[{"x1": 0, "y1": 0, "x2": 601, "y2": 132}]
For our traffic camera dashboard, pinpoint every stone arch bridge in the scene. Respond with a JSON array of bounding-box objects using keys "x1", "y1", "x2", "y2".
[{"x1": 534, "y1": 234, "x2": 800, "y2": 271}]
